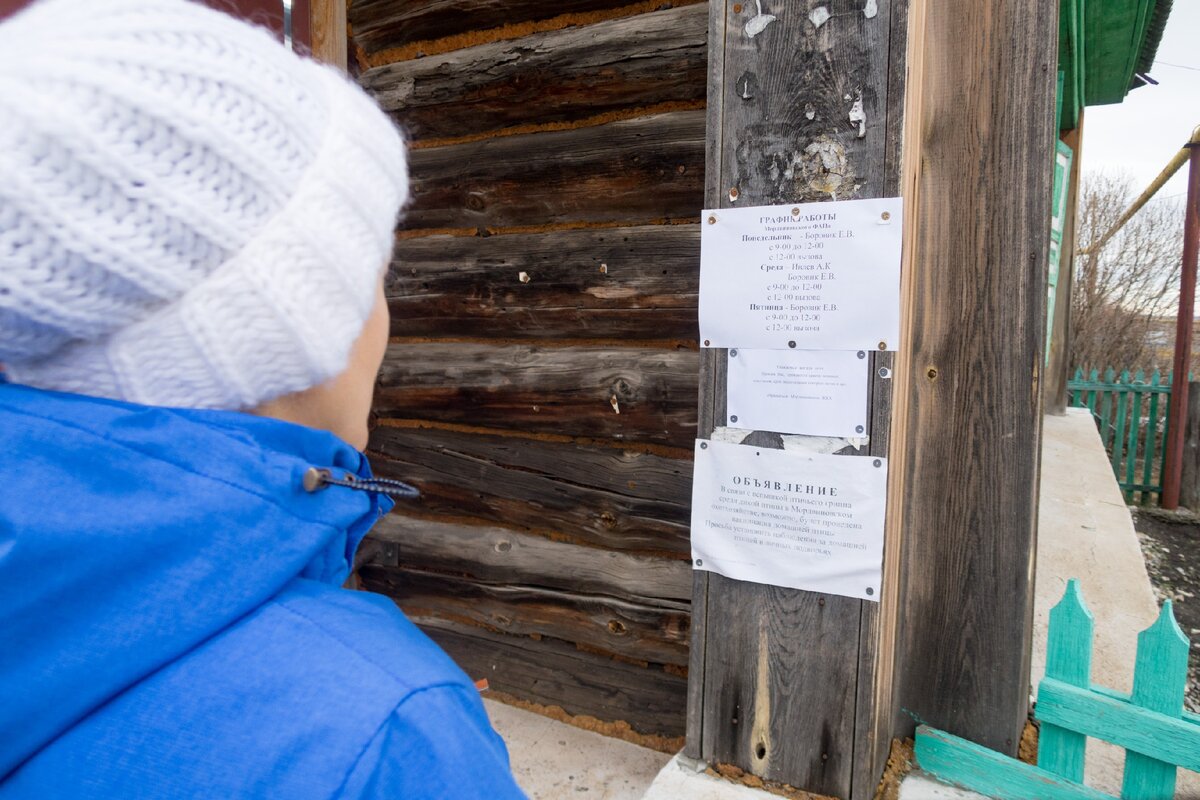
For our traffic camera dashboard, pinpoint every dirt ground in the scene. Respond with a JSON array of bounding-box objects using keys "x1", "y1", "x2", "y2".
[{"x1": 1131, "y1": 507, "x2": 1200, "y2": 712}]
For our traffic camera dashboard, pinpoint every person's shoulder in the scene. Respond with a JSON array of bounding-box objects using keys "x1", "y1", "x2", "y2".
[{"x1": 267, "y1": 578, "x2": 470, "y2": 698}]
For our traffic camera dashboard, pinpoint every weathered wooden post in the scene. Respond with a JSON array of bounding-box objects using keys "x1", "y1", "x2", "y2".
[
  {"x1": 1179, "y1": 381, "x2": 1200, "y2": 511},
  {"x1": 689, "y1": 0, "x2": 1057, "y2": 796}
]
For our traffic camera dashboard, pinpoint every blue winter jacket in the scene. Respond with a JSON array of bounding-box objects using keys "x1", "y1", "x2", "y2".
[{"x1": 0, "y1": 384, "x2": 527, "y2": 799}]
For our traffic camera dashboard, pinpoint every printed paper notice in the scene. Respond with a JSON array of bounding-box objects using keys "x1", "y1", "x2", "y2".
[
  {"x1": 699, "y1": 197, "x2": 902, "y2": 350},
  {"x1": 690, "y1": 439, "x2": 886, "y2": 601},
  {"x1": 727, "y1": 348, "x2": 869, "y2": 437}
]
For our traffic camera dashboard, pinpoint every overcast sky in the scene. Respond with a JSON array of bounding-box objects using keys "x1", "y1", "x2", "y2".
[{"x1": 1081, "y1": 2, "x2": 1200, "y2": 199}]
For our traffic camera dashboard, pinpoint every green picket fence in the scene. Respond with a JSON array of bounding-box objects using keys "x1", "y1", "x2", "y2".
[
  {"x1": 1067, "y1": 368, "x2": 1178, "y2": 506},
  {"x1": 915, "y1": 579, "x2": 1200, "y2": 799}
]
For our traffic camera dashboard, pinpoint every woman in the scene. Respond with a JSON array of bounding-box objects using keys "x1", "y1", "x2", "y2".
[{"x1": 0, "y1": 0, "x2": 526, "y2": 797}]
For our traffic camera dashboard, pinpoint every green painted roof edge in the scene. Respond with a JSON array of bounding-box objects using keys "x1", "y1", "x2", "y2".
[{"x1": 1130, "y1": 0, "x2": 1172, "y2": 90}]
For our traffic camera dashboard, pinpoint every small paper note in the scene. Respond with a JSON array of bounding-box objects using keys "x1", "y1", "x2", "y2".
[
  {"x1": 691, "y1": 439, "x2": 886, "y2": 601},
  {"x1": 699, "y1": 197, "x2": 902, "y2": 350},
  {"x1": 727, "y1": 348, "x2": 869, "y2": 437}
]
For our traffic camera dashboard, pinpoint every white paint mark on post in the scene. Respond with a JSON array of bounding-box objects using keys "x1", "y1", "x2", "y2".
[
  {"x1": 805, "y1": 103, "x2": 816, "y2": 120},
  {"x1": 518, "y1": 271, "x2": 531, "y2": 283},
  {"x1": 864, "y1": 0, "x2": 878, "y2": 18},
  {"x1": 745, "y1": 0, "x2": 777, "y2": 38},
  {"x1": 808, "y1": 5, "x2": 830, "y2": 28},
  {"x1": 849, "y1": 92, "x2": 866, "y2": 138}
]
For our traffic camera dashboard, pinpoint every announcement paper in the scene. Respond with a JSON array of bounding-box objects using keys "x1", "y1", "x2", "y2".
[
  {"x1": 691, "y1": 440, "x2": 886, "y2": 601},
  {"x1": 699, "y1": 197, "x2": 902, "y2": 350},
  {"x1": 726, "y1": 348, "x2": 869, "y2": 437}
]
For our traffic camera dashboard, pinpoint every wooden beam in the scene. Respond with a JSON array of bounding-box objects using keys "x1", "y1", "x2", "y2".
[
  {"x1": 367, "y1": 426, "x2": 692, "y2": 554},
  {"x1": 690, "y1": 0, "x2": 904, "y2": 796},
  {"x1": 310, "y1": 0, "x2": 347, "y2": 70},
  {"x1": 418, "y1": 619, "x2": 688, "y2": 738},
  {"x1": 373, "y1": 343, "x2": 699, "y2": 448},
  {"x1": 359, "y1": 4, "x2": 706, "y2": 142},
  {"x1": 1047, "y1": 118, "x2": 1085, "y2": 414},
  {"x1": 386, "y1": 225, "x2": 700, "y2": 341},
  {"x1": 403, "y1": 110, "x2": 704, "y2": 231},
  {"x1": 887, "y1": 0, "x2": 1058, "y2": 755}
]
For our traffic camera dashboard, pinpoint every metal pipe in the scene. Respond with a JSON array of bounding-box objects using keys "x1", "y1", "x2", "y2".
[
  {"x1": 1160, "y1": 141, "x2": 1200, "y2": 509},
  {"x1": 1080, "y1": 126, "x2": 1200, "y2": 256}
]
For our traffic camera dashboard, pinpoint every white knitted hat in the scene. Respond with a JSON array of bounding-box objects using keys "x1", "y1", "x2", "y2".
[{"x1": 0, "y1": 0, "x2": 407, "y2": 409}]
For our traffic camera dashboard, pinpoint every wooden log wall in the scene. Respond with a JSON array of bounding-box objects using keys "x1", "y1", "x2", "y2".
[{"x1": 349, "y1": 0, "x2": 707, "y2": 738}]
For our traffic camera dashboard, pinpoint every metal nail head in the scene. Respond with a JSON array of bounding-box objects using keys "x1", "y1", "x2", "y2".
[
  {"x1": 878, "y1": 367, "x2": 891, "y2": 379},
  {"x1": 878, "y1": 341, "x2": 887, "y2": 350},
  {"x1": 730, "y1": 415, "x2": 738, "y2": 423},
  {"x1": 707, "y1": 215, "x2": 717, "y2": 225},
  {"x1": 855, "y1": 425, "x2": 864, "y2": 433},
  {"x1": 700, "y1": 442, "x2": 708, "y2": 449},
  {"x1": 881, "y1": 211, "x2": 891, "y2": 221},
  {"x1": 791, "y1": 207, "x2": 800, "y2": 215},
  {"x1": 857, "y1": 350, "x2": 866, "y2": 359},
  {"x1": 696, "y1": 559, "x2": 704, "y2": 567},
  {"x1": 788, "y1": 340, "x2": 796, "y2": 348},
  {"x1": 873, "y1": 459, "x2": 882, "y2": 468},
  {"x1": 866, "y1": 587, "x2": 875, "y2": 596},
  {"x1": 704, "y1": 339, "x2": 711, "y2": 347},
  {"x1": 730, "y1": 348, "x2": 738, "y2": 357}
]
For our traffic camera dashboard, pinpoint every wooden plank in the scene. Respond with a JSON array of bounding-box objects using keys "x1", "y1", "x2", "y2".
[
  {"x1": 914, "y1": 726, "x2": 1114, "y2": 800},
  {"x1": 309, "y1": 0, "x2": 346, "y2": 69},
  {"x1": 403, "y1": 110, "x2": 705, "y2": 231},
  {"x1": 417, "y1": 619, "x2": 688, "y2": 737},
  {"x1": 367, "y1": 427, "x2": 692, "y2": 554},
  {"x1": 365, "y1": 514, "x2": 692, "y2": 603},
  {"x1": 386, "y1": 225, "x2": 699, "y2": 341},
  {"x1": 701, "y1": 574, "x2": 860, "y2": 792},
  {"x1": 695, "y1": 0, "x2": 900, "y2": 796},
  {"x1": 360, "y1": 565, "x2": 690, "y2": 666},
  {"x1": 890, "y1": 0, "x2": 1058, "y2": 755},
  {"x1": 1121, "y1": 603, "x2": 1190, "y2": 799},
  {"x1": 1037, "y1": 580, "x2": 1093, "y2": 781},
  {"x1": 373, "y1": 342, "x2": 699, "y2": 448},
  {"x1": 360, "y1": 4, "x2": 706, "y2": 142},
  {"x1": 348, "y1": 0, "x2": 656, "y2": 59},
  {"x1": 1038, "y1": 678, "x2": 1200, "y2": 775}
]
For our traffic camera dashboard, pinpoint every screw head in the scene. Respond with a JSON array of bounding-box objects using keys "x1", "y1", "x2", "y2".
[
  {"x1": 873, "y1": 459, "x2": 882, "y2": 468},
  {"x1": 866, "y1": 587, "x2": 875, "y2": 596},
  {"x1": 857, "y1": 350, "x2": 866, "y2": 359},
  {"x1": 788, "y1": 340, "x2": 797, "y2": 348},
  {"x1": 791, "y1": 207, "x2": 800, "y2": 215},
  {"x1": 707, "y1": 214, "x2": 717, "y2": 225},
  {"x1": 878, "y1": 341, "x2": 887, "y2": 350},
  {"x1": 704, "y1": 339, "x2": 711, "y2": 347},
  {"x1": 878, "y1": 367, "x2": 891, "y2": 378},
  {"x1": 855, "y1": 425, "x2": 864, "y2": 433},
  {"x1": 730, "y1": 348, "x2": 738, "y2": 357},
  {"x1": 881, "y1": 211, "x2": 891, "y2": 221},
  {"x1": 695, "y1": 558, "x2": 704, "y2": 567},
  {"x1": 700, "y1": 442, "x2": 708, "y2": 449},
  {"x1": 730, "y1": 415, "x2": 739, "y2": 423}
]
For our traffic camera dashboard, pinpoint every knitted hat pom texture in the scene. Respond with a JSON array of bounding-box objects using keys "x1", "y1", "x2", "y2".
[{"x1": 0, "y1": 0, "x2": 408, "y2": 410}]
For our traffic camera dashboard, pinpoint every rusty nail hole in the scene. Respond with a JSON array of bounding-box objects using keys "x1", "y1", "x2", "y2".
[
  {"x1": 755, "y1": 743, "x2": 767, "y2": 759},
  {"x1": 926, "y1": 367, "x2": 938, "y2": 380},
  {"x1": 818, "y1": 597, "x2": 825, "y2": 607},
  {"x1": 729, "y1": 187, "x2": 740, "y2": 201},
  {"x1": 608, "y1": 620, "x2": 627, "y2": 635},
  {"x1": 707, "y1": 215, "x2": 717, "y2": 225},
  {"x1": 496, "y1": 540, "x2": 512, "y2": 552},
  {"x1": 821, "y1": 753, "x2": 829, "y2": 762},
  {"x1": 733, "y1": 2, "x2": 743, "y2": 11},
  {"x1": 676, "y1": 164, "x2": 687, "y2": 174}
]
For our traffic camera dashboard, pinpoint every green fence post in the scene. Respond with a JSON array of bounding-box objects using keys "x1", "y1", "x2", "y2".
[
  {"x1": 1038, "y1": 580, "x2": 1095, "y2": 782},
  {"x1": 1120, "y1": 602, "x2": 1190, "y2": 799},
  {"x1": 1145, "y1": 372, "x2": 1162, "y2": 505}
]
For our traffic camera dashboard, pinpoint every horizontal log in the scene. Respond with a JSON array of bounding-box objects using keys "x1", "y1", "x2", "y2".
[
  {"x1": 366, "y1": 514, "x2": 692, "y2": 602},
  {"x1": 360, "y1": 5, "x2": 706, "y2": 141},
  {"x1": 386, "y1": 225, "x2": 700, "y2": 340},
  {"x1": 414, "y1": 618, "x2": 688, "y2": 737},
  {"x1": 360, "y1": 566, "x2": 690, "y2": 665},
  {"x1": 373, "y1": 342, "x2": 699, "y2": 448},
  {"x1": 348, "y1": 0, "x2": 664, "y2": 59},
  {"x1": 404, "y1": 110, "x2": 705, "y2": 230},
  {"x1": 367, "y1": 427, "x2": 692, "y2": 554}
]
